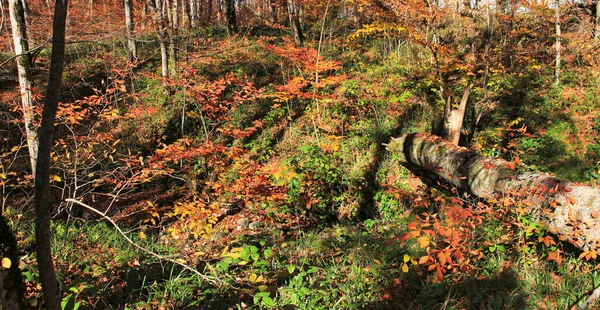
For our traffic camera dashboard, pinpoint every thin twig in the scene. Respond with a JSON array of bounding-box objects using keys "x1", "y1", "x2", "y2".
[
  {"x1": 0, "y1": 39, "x2": 51, "y2": 68},
  {"x1": 64, "y1": 198, "x2": 232, "y2": 288}
]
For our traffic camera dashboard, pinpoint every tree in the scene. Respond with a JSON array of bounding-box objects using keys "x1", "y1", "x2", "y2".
[
  {"x1": 388, "y1": 133, "x2": 600, "y2": 252},
  {"x1": 147, "y1": 0, "x2": 169, "y2": 80},
  {"x1": 225, "y1": 0, "x2": 236, "y2": 35},
  {"x1": 8, "y1": 0, "x2": 38, "y2": 177},
  {"x1": 287, "y1": 0, "x2": 303, "y2": 45},
  {"x1": 35, "y1": 0, "x2": 69, "y2": 308},
  {"x1": 596, "y1": 0, "x2": 600, "y2": 39},
  {"x1": 555, "y1": 0, "x2": 561, "y2": 85},
  {"x1": 124, "y1": 0, "x2": 137, "y2": 59}
]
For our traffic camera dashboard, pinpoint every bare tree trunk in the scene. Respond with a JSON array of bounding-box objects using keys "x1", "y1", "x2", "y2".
[
  {"x1": 555, "y1": 0, "x2": 561, "y2": 85},
  {"x1": 124, "y1": 0, "x2": 137, "y2": 59},
  {"x1": 35, "y1": 0, "x2": 69, "y2": 308},
  {"x1": 387, "y1": 133, "x2": 600, "y2": 252},
  {"x1": 168, "y1": 0, "x2": 178, "y2": 78},
  {"x1": 596, "y1": 0, "x2": 600, "y2": 39},
  {"x1": 148, "y1": 0, "x2": 169, "y2": 80},
  {"x1": 268, "y1": 0, "x2": 277, "y2": 23},
  {"x1": 208, "y1": 0, "x2": 213, "y2": 23},
  {"x1": 9, "y1": 0, "x2": 38, "y2": 178},
  {"x1": 287, "y1": 0, "x2": 303, "y2": 45},
  {"x1": 224, "y1": 0, "x2": 236, "y2": 35},
  {"x1": 0, "y1": 213, "x2": 25, "y2": 310},
  {"x1": 189, "y1": 0, "x2": 197, "y2": 27},
  {"x1": 442, "y1": 84, "x2": 470, "y2": 145}
]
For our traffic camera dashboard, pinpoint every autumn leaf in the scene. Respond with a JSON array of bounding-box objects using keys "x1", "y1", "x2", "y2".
[
  {"x1": 402, "y1": 263, "x2": 409, "y2": 273},
  {"x1": 417, "y1": 236, "x2": 430, "y2": 248},
  {"x1": 435, "y1": 267, "x2": 444, "y2": 282},
  {"x1": 419, "y1": 256, "x2": 430, "y2": 264},
  {"x1": 438, "y1": 252, "x2": 447, "y2": 266},
  {"x1": 1, "y1": 257, "x2": 10, "y2": 269}
]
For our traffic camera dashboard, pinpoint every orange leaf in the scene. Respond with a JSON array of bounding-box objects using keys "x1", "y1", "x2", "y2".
[
  {"x1": 438, "y1": 252, "x2": 447, "y2": 266},
  {"x1": 419, "y1": 256, "x2": 430, "y2": 265},
  {"x1": 435, "y1": 267, "x2": 444, "y2": 282},
  {"x1": 592, "y1": 211, "x2": 600, "y2": 219},
  {"x1": 417, "y1": 236, "x2": 430, "y2": 249}
]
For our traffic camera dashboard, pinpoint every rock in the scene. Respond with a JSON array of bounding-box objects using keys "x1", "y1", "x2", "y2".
[{"x1": 236, "y1": 217, "x2": 249, "y2": 229}]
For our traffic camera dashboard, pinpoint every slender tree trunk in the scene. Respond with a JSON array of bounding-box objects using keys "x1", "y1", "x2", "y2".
[
  {"x1": 268, "y1": 0, "x2": 277, "y2": 23},
  {"x1": 596, "y1": 0, "x2": 600, "y2": 39},
  {"x1": 148, "y1": 0, "x2": 169, "y2": 80},
  {"x1": 9, "y1": 0, "x2": 38, "y2": 178},
  {"x1": 207, "y1": 0, "x2": 213, "y2": 23},
  {"x1": 168, "y1": 0, "x2": 178, "y2": 78},
  {"x1": 180, "y1": 0, "x2": 188, "y2": 28},
  {"x1": 387, "y1": 133, "x2": 600, "y2": 252},
  {"x1": 224, "y1": 0, "x2": 236, "y2": 35},
  {"x1": 287, "y1": 0, "x2": 303, "y2": 45},
  {"x1": 124, "y1": 0, "x2": 137, "y2": 59},
  {"x1": 555, "y1": 0, "x2": 561, "y2": 85},
  {"x1": 35, "y1": 0, "x2": 69, "y2": 309}
]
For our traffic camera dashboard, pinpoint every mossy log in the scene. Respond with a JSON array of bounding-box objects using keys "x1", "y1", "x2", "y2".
[{"x1": 387, "y1": 133, "x2": 600, "y2": 251}]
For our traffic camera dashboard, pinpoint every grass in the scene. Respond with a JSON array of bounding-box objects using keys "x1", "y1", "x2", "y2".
[{"x1": 2, "y1": 14, "x2": 600, "y2": 310}]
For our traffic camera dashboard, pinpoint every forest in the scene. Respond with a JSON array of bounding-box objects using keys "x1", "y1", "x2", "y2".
[{"x1": 1, "y1": 0, "x2": 600, "y2": 308}]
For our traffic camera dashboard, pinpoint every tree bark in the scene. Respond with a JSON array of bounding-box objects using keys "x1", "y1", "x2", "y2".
[
  {"x1": 287, "y1": 0, "x2": 303, "y2": 45},
  {"x1": 0, "y1": 213, "x2": 25, "y2": 310},
  {"x1": 148, "y1": 0, "x2": 169, "y2": 80},
  {"x1": 442, "y1": 84, "x2": 470, "y2": 146},
  {"x1": 555, "y1": 0, "x2": 561, "y2": 85},
  {"x1": 596, "y1": 0, "x2": 600, "y2": 39},
  {"x1": 124, "y1": 0, "x2": 137, "y2": 59},
  {"x1": 34, "y1": 0, "x2": 69, "y2": 309},
  {"x1": 387, "y1": 133, "x2": 600, "y2": 252},
  {"x1": 9, "y1": 0, "x2": 38, "y2": 178},
  {"x1": 224, "y1": 0, "x2": 236, "y2": 35}
]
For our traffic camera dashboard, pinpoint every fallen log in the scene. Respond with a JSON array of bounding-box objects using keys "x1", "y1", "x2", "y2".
[{"x1": 386, "y1": 133, "x2": 600, "y2": 251}]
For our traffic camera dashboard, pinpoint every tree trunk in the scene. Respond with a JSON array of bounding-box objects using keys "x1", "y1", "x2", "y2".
[
  {"x1": 167, "y1": 0, "x2": 178, "y2": 78},
  {"x1": 287, "y1": 0, "x2": 303, "y2": 45},
  {"x1": 9, "y1": 0, "x2": 38, "y2": 178},
  {"x1": 596, "y1": 0, "x2": 600, "y2": 39},
  {"x1": 442, "y1": 84, "x2": 470, "y2": 146},
  {"x1": 35, "y1": 0, "x2": 69, "y2": 309},
  {"x1": 124, "y1": 0, "x2": 137, "y2": 59},
  {"x1": 224, "y1": 0, "x2": 236, "y2": 35},
  {"x1": 268, "y1": 0, "x2": 277, "y2": 23},
  {"x1": 387, "y1": 133, "x2": 600, "y2": 252},
  {"x1": 555, "y1": 0, "x2": 561, "y2": 85},
  {"x1": 0, "y1": 213, "x2": 25, "y2": 310},
  {"x1": 189, "y1": 0, "x2": 197, "y2": 27},
  {"x1": 148, "y1": 0, "x2": 169, "y2": 80}
]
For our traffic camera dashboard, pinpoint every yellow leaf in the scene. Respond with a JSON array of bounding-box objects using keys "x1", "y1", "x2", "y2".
[
  {"x1": 402, "y1": 263, "x2": 409, "y2": 273},
  {"x1": 139, "y1": 231, "x2": 146, "y2": 239},
  {"x1": 1, "y1": 257, "x2": 11, "y2": 269},
  {"x1": 258, "y1": 285, "x2": 269, "y2": 292},
  {"x1": 417, "y1": 236, "x2": 430, "y2": 248},
  {"x1": 403, "y1": 254, "x2": 410, "y2": 263},
  {"x1": 249, "y1": 273, "x2": 258, "y2": 282},
  {"x1": 50, "y1": 175, "x2": 62, "y2": 182}
]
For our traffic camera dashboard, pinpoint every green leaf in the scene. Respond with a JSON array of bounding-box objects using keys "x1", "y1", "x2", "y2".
[
  {"x1": 287, "y1": 264, "x2": 296, "y2": 274},
  {"x1": 262, "y1": 295, "x2": 275, "y2": 307}
]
